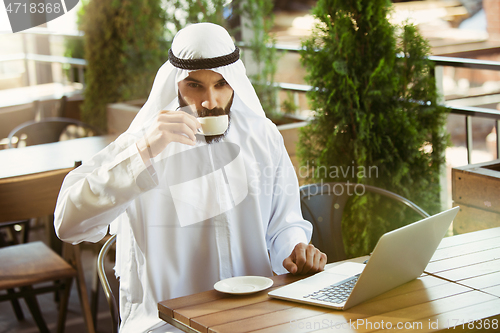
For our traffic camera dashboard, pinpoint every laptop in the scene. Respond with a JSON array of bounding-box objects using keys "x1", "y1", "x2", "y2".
[{"x1": 268, "y1": 206, "x2": 460, "y2": 310}]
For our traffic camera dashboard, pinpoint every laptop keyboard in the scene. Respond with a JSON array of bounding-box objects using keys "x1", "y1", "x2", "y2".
[{"x1": 303, "y1": 274, "x2": 361, "y2": 304}]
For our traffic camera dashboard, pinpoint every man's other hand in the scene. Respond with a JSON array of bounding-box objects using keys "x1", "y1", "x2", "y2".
[{"x1": 283, "y1": 243, "x2": 327, "y2": 275}]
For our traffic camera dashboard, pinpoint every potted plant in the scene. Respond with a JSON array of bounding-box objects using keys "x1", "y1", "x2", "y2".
[{"x1": 297, "y1": 0, "x2": 449, "y2": 258}]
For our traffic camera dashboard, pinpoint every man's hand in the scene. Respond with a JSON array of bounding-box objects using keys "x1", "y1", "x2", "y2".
[
  {"x1": 137, "y1": 110, "x2": 201, "y2": 163},
  {"x1": 283, "y1": 243, "x2": 327, "y2": 275}
]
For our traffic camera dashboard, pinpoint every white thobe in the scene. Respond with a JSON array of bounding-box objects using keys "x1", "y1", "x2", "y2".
[{"x1": 54, "y1": 97, "x2": 312, "y2": 332}]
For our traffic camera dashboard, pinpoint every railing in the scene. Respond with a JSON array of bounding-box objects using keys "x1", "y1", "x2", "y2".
[
  {"x1": 272, "y1": 44, "x2": 500, "y2": 164},
  {"x1": 0, "y1": 53, "x2": 86, "y2": 85},
  {"x1": 430, "y1": 55, "x2": 500, "y2": 163},
  {"x1": 0, "y1": 29, "x2": 85, "y2": 86}
]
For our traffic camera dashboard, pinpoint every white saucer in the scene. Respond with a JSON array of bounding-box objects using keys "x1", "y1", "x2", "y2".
[{"x1": 214, "y1": 276, "x2": 274, "y2": 295}]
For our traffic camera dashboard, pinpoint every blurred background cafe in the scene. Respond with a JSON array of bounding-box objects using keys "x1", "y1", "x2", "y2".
[{"x1": 1, "y1": 0, "x2": 500, "y2": 332}]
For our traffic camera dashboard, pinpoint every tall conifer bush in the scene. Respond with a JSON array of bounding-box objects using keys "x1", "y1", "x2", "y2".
[
  {"x1": 298, "y1": 0, "x2": 449, "y2": 257},
  {"x1": 80, "y1": 0, "x2": 167, "y2": 130}
]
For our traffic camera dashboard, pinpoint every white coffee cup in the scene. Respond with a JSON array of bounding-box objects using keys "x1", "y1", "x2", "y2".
[{"x1": 197, "y1": 115, "x2": 229, "y2": 136}]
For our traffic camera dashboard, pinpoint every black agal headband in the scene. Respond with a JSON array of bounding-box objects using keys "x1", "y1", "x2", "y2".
[{"x1": 168, "y1": 47, "x2": 240, "y2": 70}]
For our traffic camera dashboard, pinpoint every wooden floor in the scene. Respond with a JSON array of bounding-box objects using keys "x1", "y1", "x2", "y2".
[{"x1": 0, "y1": 225, "x2": 117, "y2": 333}]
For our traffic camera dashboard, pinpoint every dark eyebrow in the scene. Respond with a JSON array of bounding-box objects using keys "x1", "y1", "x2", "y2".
[
  {"x1": 184, "y1": 77, "x2": 203, "y2": 83},
  {"x1": 183, "y1": 77, "x2": 227, "y2": 85}
]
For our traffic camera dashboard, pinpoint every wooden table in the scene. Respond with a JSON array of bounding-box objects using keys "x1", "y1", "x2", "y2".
[
  {"x1": 158, "y1": 227, "x2": 500, "y2": 332},
  {"x1": 425, "y1": 226, "x2": 500, "y2": 298},
  {"x1": 0, "y1": 134, "x2": 116, "y2": 179}
]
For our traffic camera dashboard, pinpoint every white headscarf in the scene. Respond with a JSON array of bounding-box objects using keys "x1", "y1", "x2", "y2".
[{"x1": 127, "y1": 22, "x2": 265, "y2": 135}]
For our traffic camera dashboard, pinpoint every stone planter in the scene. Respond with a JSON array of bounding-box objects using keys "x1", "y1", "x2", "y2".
[
  {"x1": 452, "y1": 159, "x2": 500, "y2": 234},
  {"x1": 106, "y1": 99, "x2": 145, "y2": 135}
]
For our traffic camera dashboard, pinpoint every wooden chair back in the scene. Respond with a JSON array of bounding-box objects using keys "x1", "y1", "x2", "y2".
[
  {"x1": 7, "y1": 117, "x2": 100, "y2": 149},
  {"x1": 0, "y1": 168, "x2": 72, "y2": 223},
  {"x1": 0, "y1": 103, "x2": 35, "y2": 142}
]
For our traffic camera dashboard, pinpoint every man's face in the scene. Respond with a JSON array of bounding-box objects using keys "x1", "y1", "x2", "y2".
[{"x1": 178, "y1": 70, "x2": 234, "y2": 144}]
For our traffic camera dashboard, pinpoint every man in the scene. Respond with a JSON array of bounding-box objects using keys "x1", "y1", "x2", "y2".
[{"x1": 54, "y1": 23, "x2": 326, "y2": 333}]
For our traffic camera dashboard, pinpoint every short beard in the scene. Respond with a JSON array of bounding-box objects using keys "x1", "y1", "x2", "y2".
[{"x1": 178, "y1": 92, "x2": 233, "y2": 144}]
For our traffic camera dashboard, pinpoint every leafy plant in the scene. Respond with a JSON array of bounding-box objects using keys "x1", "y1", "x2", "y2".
[
  {"x1": 235, "y1": 0, "x2": 280, "y2": 119},
  {"x1": 163, "y1": 0, "x2": 229, "y2": 40},
  {"x1": 63, "y1": 2, "x2": 86, "y2": 83},
  {"x1": 80, "y1": 0, "x2": 168, "y2": 130},
  {"x1": 281, "y1": 91, "x2": 299, "y2": 114},
  {"x1": 298, "y1": 0, "x2": 449, "y2": 258}
]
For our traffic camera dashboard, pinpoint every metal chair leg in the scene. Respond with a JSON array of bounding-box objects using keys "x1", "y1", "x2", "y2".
[{"x1": 90, "y1": 265, "x2": 100, "y2": 328}]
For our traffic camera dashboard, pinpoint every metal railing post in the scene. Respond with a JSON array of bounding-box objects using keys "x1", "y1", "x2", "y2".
[
  {"x1": 78, "y1": 67, "x2": 85, "y2": 86},
  {"x1": 466, "y1": 115, "x2": 473, "y2": 164},
  {"x1": 69, "y1": 65, "x2": 75, "y2": 83},
  {"x1": 496, "y1": 119, "x2": 500, "y2": 159},
  {"x1": 433, "y1": 64, "x2": 448, "y2": 210},
  {"x1": 22, "y1": 34, "x2": 30, "y2": 86}
]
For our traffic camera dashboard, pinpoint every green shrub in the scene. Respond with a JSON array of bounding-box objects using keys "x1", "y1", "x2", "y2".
[
  {"x1": 298, "y1": 0, "x2": 449, "y2": 258},
  {"x1": 80, "y1": 0, "x2": 167, "y2": 130},
  {"x1": 163, "y1": 0, "x2": 227, "y2": 38},
  {"x1": 63, "y1": 3, "x2": 85, "y2": 83},
  {"x1": 236, "y1": 0, "x2": 280, "y2": 119}
]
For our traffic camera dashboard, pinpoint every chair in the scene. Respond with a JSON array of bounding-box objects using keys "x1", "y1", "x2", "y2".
[
  {"x1": 34, "y1": 97, "x2": 67, "y2": 119},
  {"x1": 0, "y1": 241, "x2": 75, "y2": 333},
  {"x1": 0, "y1": 168, "x2": 96, "y2": 333},
  {"x1": 7, "y1": 117, "x2": 100, "y2": 148},
  {"x1": 3, "y1": 116, "x2": 101, "y2": 279},
  {"x1": 0, "y1": 102, "x2": 35, "y2": 144},
  {"x1": 0, "y1": 105, "x2": 70, "y2": 242},
  {"x1": 7, "y1": 117, "x2": 106, "y2": 328},
  {"x1": 299, "y1": 182, "x2": 430, "y2": 263},
  {"x1": 0, "y1": 219, "x2": 31, "y2": 247},
  {"x1": 97, "y1": 234, "x2": 119, "y2": 333}
]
